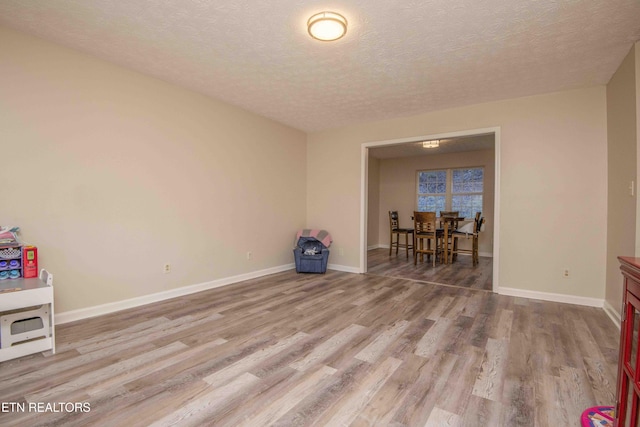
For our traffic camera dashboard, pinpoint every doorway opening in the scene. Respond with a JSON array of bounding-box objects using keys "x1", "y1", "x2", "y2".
[{"x1": 359, "y1": 127, "x2": 500, "y2": 292}]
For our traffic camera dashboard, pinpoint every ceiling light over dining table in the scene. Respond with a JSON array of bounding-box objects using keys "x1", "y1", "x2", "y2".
[{"x1": 422, "y1": 140, "x2": 440, "y2": 149}]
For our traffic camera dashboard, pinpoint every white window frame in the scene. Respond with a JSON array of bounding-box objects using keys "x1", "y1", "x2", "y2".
[
  {"x1": 416, "y1": 169, "x2": 447, "y2": 213},
  {"x1": 416, "y1": 166, "x2": 484, "y2": 219}
]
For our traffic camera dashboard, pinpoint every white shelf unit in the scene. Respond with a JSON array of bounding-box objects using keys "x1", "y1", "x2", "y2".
[{"x1": 0, "y1": 277, "x2": 55, "y2": 362}]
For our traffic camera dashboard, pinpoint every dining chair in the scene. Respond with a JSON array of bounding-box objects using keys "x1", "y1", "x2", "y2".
[
  {"x1": 450, "y1": 212, "x2": 484, "y2": 265},
  {"x1": 389, "y1": 211, "x2": 414, "y2": 257},
  {"x1": 413, "y1": 211, "x2": 443, "y2": 267},
  {"x1": 439, "y1": 210, "x2": 460, "y2": 262}
]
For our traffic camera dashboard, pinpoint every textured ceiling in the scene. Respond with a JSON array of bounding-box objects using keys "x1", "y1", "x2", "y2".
[{"x1": 1, "y1": 0, "x2": 639, "y2": 132}]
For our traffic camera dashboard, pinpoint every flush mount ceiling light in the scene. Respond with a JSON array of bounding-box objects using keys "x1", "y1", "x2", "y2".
[
  {"x1": 422, "y1": 140, "x2": 440, "y2": 149},
  {"x1": 307, "y1": 11, "x2": 347, "y2": 41}
]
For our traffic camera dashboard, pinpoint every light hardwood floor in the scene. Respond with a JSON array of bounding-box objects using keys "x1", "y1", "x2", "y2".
[
  {"x1": 368, "y1": 248, "x2": 493, "y2": 291},
  {"x1": 0, "y1": 269, "x2": 618, "y2": 426}
]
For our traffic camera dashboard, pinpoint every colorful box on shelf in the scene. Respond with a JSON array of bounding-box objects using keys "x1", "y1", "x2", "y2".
[{"x1": 22, "y1": 246, "x2": 37, "y2": 279}]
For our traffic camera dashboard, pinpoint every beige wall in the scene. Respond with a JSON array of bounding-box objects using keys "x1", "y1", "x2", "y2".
[
  {"x1": 308, "y1": 87, "x2": 608, "y2": 299},
  {"x1": 1, "y1": 24, "x2": 623, "y2": 313},
  {"x1": 374, "y1": 149, "x2": 495, "y2": 256},
  {"x1": 0, "y1": 27, "x2": 307, "y2": 313},
  {"x1": 606, "y1": 45, "x2": 638, "y2": 316}
]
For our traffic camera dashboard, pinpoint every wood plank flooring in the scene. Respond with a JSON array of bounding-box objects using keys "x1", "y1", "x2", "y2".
[
  {"x1": 0, "y1": 269, "x2": 618, "y2": 426},
  {"x1": 368, "y1": 248, "x2": 493, "y2": 291}
]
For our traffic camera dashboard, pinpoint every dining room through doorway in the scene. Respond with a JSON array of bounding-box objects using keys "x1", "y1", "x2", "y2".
[{"x1": 364, "y1": 131, "x2": 496, "y2": 291}]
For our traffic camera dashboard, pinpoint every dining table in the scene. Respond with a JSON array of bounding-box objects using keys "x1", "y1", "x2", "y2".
[{"x1": 438, "y1": 216, "x2": 466, "y2": 264}]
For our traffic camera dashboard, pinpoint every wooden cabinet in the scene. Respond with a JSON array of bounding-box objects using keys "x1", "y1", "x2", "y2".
[{"x1": 616, "y1": 256, "x2": 640, "y2": 426}]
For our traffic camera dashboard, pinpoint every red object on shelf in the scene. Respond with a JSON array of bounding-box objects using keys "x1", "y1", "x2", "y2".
[{"x1": 23, "y1": 246, "x2": 38, "y2": 278}]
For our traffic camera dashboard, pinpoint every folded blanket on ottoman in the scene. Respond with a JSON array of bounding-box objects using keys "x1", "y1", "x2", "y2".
[{"x1": 295, "y1": 229, "x2": 332, "y2": 248}]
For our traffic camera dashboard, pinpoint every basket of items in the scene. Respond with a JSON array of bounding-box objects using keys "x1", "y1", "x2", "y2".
[{"x1": 0, "y1": 247, "x2": 21, "y2": 259}]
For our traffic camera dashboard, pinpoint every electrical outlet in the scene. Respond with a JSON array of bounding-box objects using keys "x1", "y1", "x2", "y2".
[
  {"x1": 562, "y1": 269, "x2": 569, "y2": 278},
  {"x1": 246, "y1": 251, "x2": 252, "y2": 260},
  {"x1": 164, "y1": 263, "x2": 171, "y2": 274},
  {"x1": 339, "y1": 247, "x2": 344, "y2": 256}
]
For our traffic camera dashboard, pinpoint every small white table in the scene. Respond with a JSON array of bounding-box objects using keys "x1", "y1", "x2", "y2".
[{"x1": 0, "y1": 277, "x2": 55, "y2": 362}]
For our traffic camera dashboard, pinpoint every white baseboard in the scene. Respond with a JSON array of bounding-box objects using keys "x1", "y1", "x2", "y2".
[
  {"x1": 59, "y1": 264, "x2": 610, "y2": 325},
  {"x1": 498, "y1": 287, "x2": 604, "y2": 308},
  {"x1": 603, "y1": 300, "x2": 621, "y2": 329},
  {"x1": 56, "y1": 264, "x2": 296, "y2": 325},
  {"x1": 328, "y1": 263, "x2": 361, "y2": 274}
]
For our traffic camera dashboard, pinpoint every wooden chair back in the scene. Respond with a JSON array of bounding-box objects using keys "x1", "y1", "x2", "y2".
[
  {"x1": 389, "y1": 211, "x2": 400, "y2": 232},
  {"x1": 473, "y1": 212, "x2": 483, "y2": 234},
  {"x1": 414, "y1": 211, "x2": 438, "y2": 234}
]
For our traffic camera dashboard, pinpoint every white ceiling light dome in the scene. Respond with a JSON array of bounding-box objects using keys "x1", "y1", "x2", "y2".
[{"x1": 307, "y1": 11, "x2": 347, "y2": 41}]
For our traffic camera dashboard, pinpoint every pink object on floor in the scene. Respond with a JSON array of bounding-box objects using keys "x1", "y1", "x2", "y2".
[{"x1": 580, "y1": 406, "x2": 614, "y2": 426}]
